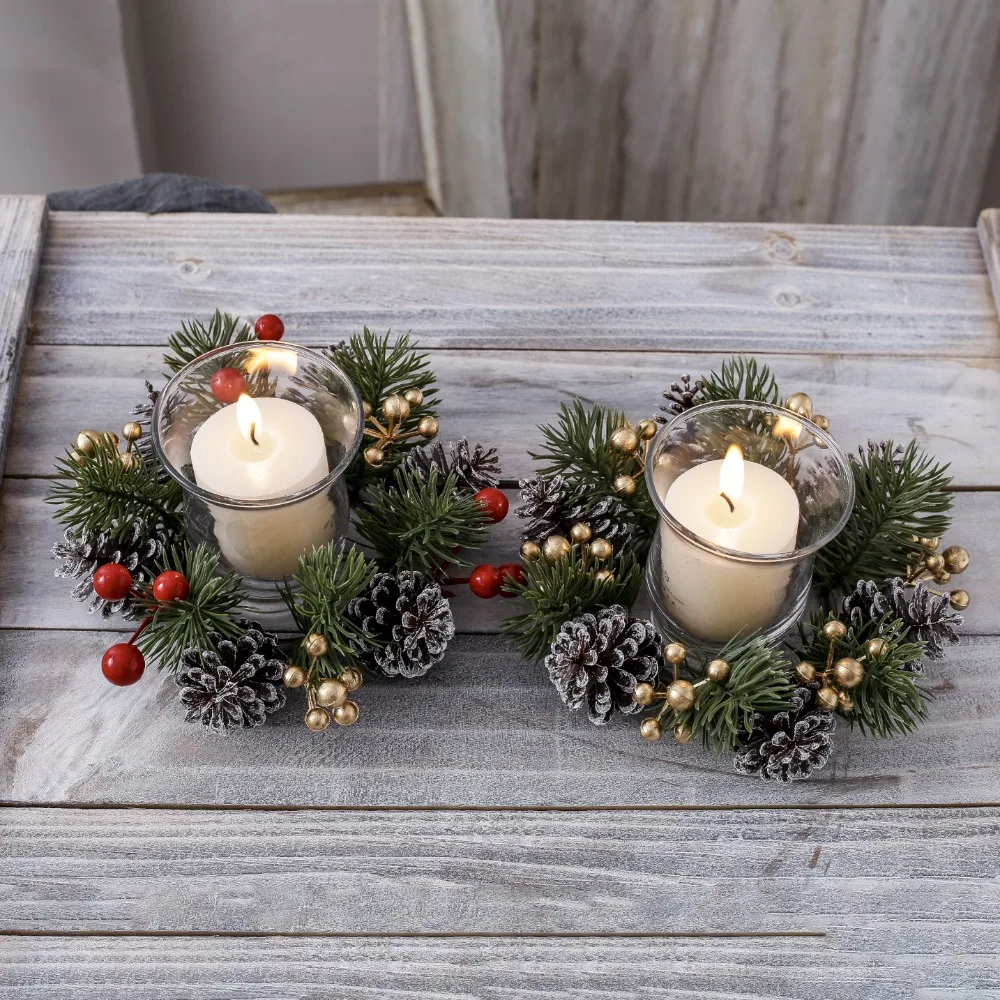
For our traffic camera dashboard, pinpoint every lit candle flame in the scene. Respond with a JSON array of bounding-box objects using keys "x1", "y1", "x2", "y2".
[
  {"x1": 719, "y1": 443, "x2": 744, "y2": 512},
  {"x1": 236, "y1": 393, "x2": 262, "y2": 446},
  {"x1": 245, "y1": 347, "x2": 298, "y2": 376}
]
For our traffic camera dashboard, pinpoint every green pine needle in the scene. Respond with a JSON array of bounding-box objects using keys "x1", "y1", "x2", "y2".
[
  {"x1": 354, "y1": 467, "x2": 490, "y2": 575},
  {"x1": 500, "y1": 553, "x2": 644, "y2": 663},
  {"x1": 815, "y1": 440, "x2": 953, "y2": 595},
  {"x1": 163, "y1": 310, "x2": 254, "y2": 375},
  {"x1": 698, "y1": 356, "x2": 781, "y2": 405},
  {"x1": 798, "y1": 610, "x2": 928, "y2": 738},
  {"x1": 530, "y1": 399, "x2": 658, "y2": 547},
  {"x1": 137, "y1": 545, "x2": 246, "y2": 672},
  {"x1": 278, "y1": 543, "x2": 377, "y2": 679},
  {"x1": 48, "y1": 439, "x2": 184, "y2": 540},
  {"x1": 669, "y1": 634, "x2": 793, "y2": 752}
]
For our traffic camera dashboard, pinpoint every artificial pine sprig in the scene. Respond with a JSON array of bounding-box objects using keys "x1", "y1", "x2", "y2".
[
  {"x1": 697, "y1": 355, "x2": 781, "y2": 405},
  {"x1": 797, "y1": 610, "x2": 928, "y2": 738},
  {"x1": 531, "y1": 399, "x2": 658, "y2": 546},
  {"x1": 278, "y1": 542, "x2": 377, "y2": 679},
  {"x1": 815, "y1": 440, "x2": 953, "y2": 596},
  {"x1": 354, "y1": 467, "x2": 490, "y2": 576},
  {"x1": 48, "y1": 439, "x2": 184, "y2": 540},
  {"x1": 137, "y1": 546, "x2": 246, "y2": 671},
  {"x1": 666, "y1": 636, "x2": 793, "y2": 752},
  {"x1": 163, "y1": 309, "x2": 254, "y2": 374},
  {"x1": 501, "y1": 553, "x2": 644, "y2": 663}
]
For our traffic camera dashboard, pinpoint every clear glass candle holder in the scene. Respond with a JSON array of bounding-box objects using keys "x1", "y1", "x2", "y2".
[
  {"x1": 643, "y1": 400, "x2": 854, "y2": 649},
  {"x1": 152, "y1": 342, "x2": 363, "y2": 614}
]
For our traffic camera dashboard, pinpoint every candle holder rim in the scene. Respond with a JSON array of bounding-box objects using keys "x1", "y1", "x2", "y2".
[
  {"x1": 644, "y1": 398, "x2": 855, "y2": 565},
  {"x1": 150, "y1": 340, "x2": 364, "y2": 511}
]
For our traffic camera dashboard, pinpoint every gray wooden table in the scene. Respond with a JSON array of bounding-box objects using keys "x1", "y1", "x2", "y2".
[{"x1": 1, "y1": 196, "x2": 999, "y2": 997}]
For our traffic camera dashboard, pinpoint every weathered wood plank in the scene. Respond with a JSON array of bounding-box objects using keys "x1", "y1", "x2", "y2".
[
  {"x1": 9, "y1": 344, "x2": 1000, "y2": 486},
  {"x1": 32, "y1": 214, "x2": 999, "y2": 356},
  {"x1": 1, "y1": 805, "x2": 996, "y2": 934},
  {"x1": 6, "y1": 479, "x2": 991, "y2": 634},
  {"x1": 1, "y1": 933, "x2": 997, "y2": 999},
  {"x1": 977, "y1": 208, "x2": 1000, "y2": 319},
  {"x1": 0, "y1": 197, "x2": 47, "y2": 479},
  {"x1": 0, "y1": 628, "x2": 995, "y2": 808}
]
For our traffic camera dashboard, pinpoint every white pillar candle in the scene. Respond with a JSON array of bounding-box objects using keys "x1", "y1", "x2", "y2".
[
  {"x1": 190, "y1": 394, "x2": 334, "y2": 579},
  {"x1": 659, "y1": 445, "x2": 799, "y2": 641}
]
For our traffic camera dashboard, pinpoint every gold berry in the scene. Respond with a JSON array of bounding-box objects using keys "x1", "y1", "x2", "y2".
[
  {"x1": 315, "y1": 678, "x2": 348, "y2": 708},
  {"x1": 816, "y1": 686, "x2": 839, "y2": 711},
  {"x1": 283, "y1": 665, "x2": 307, "y2": 689},
  {"x1": 334, "y1": 700, "x2": 359, "y2": 726},
  {"x1": 119, "y1": 451, "x2": 140, "y2": 471},
  {"x1": 664, "y1": 642, "x2": 687, "y2": 666},
  {"x1": 122, "y1": 421, "x2": 143, "y2": 442},
  {"x1": 784, "y1": 391, "x2": 813, "y2": 419},
  {"x1": 942, "y1": 546, "x2": 969, "y2": 574},
  {"x1": 614, "y1": 474, "x2": 637, "y2": 496},
  {"x1": 305, "y1": 707, "x2": 330, "y2": 732},
  {"x1": 362, "y1": 399, "x2": 373, "y2": 419},
  {"x1": 75, "y1": 429, "x2": 103, "y2": 455},
  {"x1": 593, "y1": 568, "x2": 615, "y2": 584},
  {"x1": 363, "y1": 445, "x2": 386, "y2": 467},
  {"x1": 569, "y1": 522, "x2": 593, "y2": 544},
  {"x1": 610, "y1": 426, "x2": 639, "y2": 454},
  {"x1": 866, "y1": 637, "x2": 888, "y2": 658},
  {"x1": 795, "y1": 661, "x2": 817, "y2": 685},
  {"x1": 304, "y1": 633, "x2": 328, "y2": 659},
  {"x1": 403, "y1": 388, "x2": 424, "y2": 407},
  {"x1": 706, "y1": 659, "x2": 730, "y2": 684},
  {"x1": 589, "y1": 538, "x2": 613, "y2": 562},
  {"x1": 833, "y1": 656, "x2": 864, "y2": 690},
  {"x1": 950, "y1": 589, "x2": 970, "y2": 611},
  {"x1": 520, "y1": 540, "x2": 543, "y2": 563},
  {"x1": 381, "y1": 394, "x2": 410, "y2": 422},
  {"x1": 673, "y1": 722, "x2": 694, "y2": 744},
  {"x1": 812, "y1": 414, "x2": 830, "y2": 432},
  {"x1": 822, "y1": 620, "x2": 848, "y2": 642},
  {"x1": 925, "y1": 553, "x2": 945, "y2": 573},
  {"x1": 341, "y1": 667, "x2": 364, "y2": 692},
  {"x1": 633, "y1": 682, "x2": 655, "y2": 706},
  {"x1": 640, "y1": 718, "x2": 662, "y2": 742},
  {"x1": 417, "y1": 415, "x2": 439, "y2": 439},
  {"x1": 837, "y1": 691, "x2": 855, "y2": 713},
  {"x1": 666, "y1": 679, "x2": 696, "y2": 713},
  {"x1": 636, "y1": 418, "x2": 657, "y2": 440},
  {"x1": 543, "y1": 534, "x2": 572, "y2": 563},
  {"x1": 921, "y1": 536, "x2": 940, "y2": 551}
]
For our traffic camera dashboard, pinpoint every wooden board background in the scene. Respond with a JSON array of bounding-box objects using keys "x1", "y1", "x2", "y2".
[{"x1": 1, "y1": 206, "x2": 998, "y2": 996}]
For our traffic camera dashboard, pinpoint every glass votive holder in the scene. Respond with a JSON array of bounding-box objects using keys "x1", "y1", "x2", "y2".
[
  {"x1": 643, "y1": 400, "x2": 855, "y2": 649},
  {"x1": 152, "y1": 342, "x2": 363, "y2": 614}
]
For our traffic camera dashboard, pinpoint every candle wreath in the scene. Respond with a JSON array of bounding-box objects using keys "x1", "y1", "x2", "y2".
[
  {"x1": 501, "y1": 356, "x2": 970, "y2": 781},
  {"x1": 49, "y1": 312, "x2": 513, "y2": 732}
]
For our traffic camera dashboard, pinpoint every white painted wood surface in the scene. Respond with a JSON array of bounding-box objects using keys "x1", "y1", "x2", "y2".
[{"x1": 2, "y1": 203, "x2": 999, "y2": 995}]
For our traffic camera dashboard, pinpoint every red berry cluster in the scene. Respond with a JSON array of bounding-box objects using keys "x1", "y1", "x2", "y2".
[
  {"x1": 94, "y1": 564, "x2": 190, "y2": 686},
  {"x1": 461, "y1": 488, "x2": 525, "y2": 598},
  {"x1": 210, "y1": 314, "x2": 285, "y2": 404}
]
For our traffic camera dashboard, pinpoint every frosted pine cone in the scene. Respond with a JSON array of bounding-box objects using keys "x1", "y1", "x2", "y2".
[
  {"x1": 545, "y1": 606, "x2": 661, "y2": 725},
  {"x1": 517, "y1": 475, "x2": 633, "y2": 548},
  {"x1": 658, "y1": 374, "x2": 702, "y2": 421},
  {"x1": 402, "y1": 438, "x2": 501, "y2": 494},
  {"x1": 348, "y1": 570, "x2": 455, "y2": 678},
  {"x1": 177, "y1": 619, "x2": 286, "y2": 732},
  {"x1": 734, "y1": 687, "x2": 836, "y2": 783}
]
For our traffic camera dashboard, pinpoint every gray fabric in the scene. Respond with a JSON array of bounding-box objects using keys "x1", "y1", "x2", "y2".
[{"x1": 48, "y1": 172, "x2": 275, "y2": 214}]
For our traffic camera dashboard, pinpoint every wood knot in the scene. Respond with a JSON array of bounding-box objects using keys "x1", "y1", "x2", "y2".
[
  {"x1": 774, "y1": 289, "x2": 802, "y2": 308},
  {"x1": 767, "y1": 232, "x2": 799, "y2": 262}
]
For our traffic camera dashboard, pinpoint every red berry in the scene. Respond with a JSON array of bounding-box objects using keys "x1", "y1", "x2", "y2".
[
  {"x1": 474, "y1": 487, "x2": 509, "y2": 523},
  {"x1": 93, "y1": 563, "x2": 133, "y2": 602},
  {"x1": 152, "y1": 570, "x2": 190, "y2": 604},
  {"x1": 211, "y1": 366, "x2": 247, "y2": 404},
  {"x1": 102, "y1": 643, "x2": 145, "y2": 686},
  {"x1": 498, "y1": 563, "x2": 526, "y2": 596},
  {"x1": 468, "y1": 564, "x2": 503, "y2": 599},
  {"x1": 255, "y1": 314, "x2": 284, "y2": 341}
]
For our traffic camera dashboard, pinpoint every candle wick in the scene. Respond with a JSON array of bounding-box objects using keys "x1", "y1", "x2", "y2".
[
  {"x1": 250, "y1": 422, "x2": 259, "y2": 446},
  {"x1": 720, "y1": 491, "x2": 735, "y2": 514}
]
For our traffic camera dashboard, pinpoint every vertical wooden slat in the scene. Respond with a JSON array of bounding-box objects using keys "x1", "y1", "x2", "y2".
[
  {"x1": 378, "y1": 0, "x2": 424, "y2": 183},
  {"x1": 977, "y1": 208, "x2": 1000, "y2": 320},
  {"x1": 0, "y1": 196, "x2": 47, "y2": 478}
]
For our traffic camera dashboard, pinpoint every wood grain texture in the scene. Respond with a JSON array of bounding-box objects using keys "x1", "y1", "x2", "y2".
[
  {"x1": 0, "y1": 627, "x2": 995, "y2": 808},
  {"x1": 0, "y1": 197, "x2": 46, "y2": 479},
  {"x1": 1, "y1": 933, "x2": 997, "y2": 999},
  {"x1": 9, "y1": 344, "x2": 1000, "y2": 485},
  {"x1": 2, "y1": 805, "x2": 997, "y2": 934},
  {"x1": 977, "y1": 208, "x2": 1000, "y2": 318},
  {"x1": 31, "y1": 214, "x2": 1000, "y2": 355}
]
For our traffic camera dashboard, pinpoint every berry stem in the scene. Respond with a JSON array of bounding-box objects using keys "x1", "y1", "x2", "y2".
[{"x1": 128, "y1": 616, "x2": 154, "y2": 645}]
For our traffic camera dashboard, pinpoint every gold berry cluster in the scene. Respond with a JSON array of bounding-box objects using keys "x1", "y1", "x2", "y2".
[
  {"x1": 632, "y1": 641, "x2": 731, "y2": 744},
  {"x1": 608, "y1": 417, "x2": 657, "y2": 497},
  {"x1": 905, "y1": 537, "x2": 971, "y2": 611},
  {"x1": 72, "y1": 422, "x2": 144, "y2": 469},
  {"x1": 771, "y1": 392, "x2": 831, "y2": 450},
  {"x1": 794, "y1": 620, "x2": 868, "y2": 714},
  {"x1": 282, "y1": 632, "x2": 363, "y2": 732},
  {"x1": 519, "y1": 522, "x2": 617, "y2": 585},
  {"x1": 362, "y1": 388, "x2": 437, "y2": 467}
]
